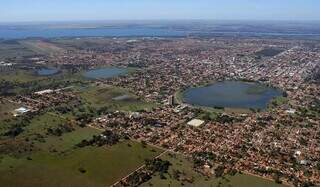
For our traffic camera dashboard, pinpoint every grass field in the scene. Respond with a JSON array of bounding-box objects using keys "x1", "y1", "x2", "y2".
[
  {"x1": 0, "y1": 100, "x2": 19, "y2": 120},
  {"x1": 0, "y1": 108, "x2": 163, "y2": 187},
  {"x1": 20, "y1": 40, "x2": 64, "y2": 55},
  {"x1": 23, "y1": 112, "x2": 67, "y2": 136},
  {"x1": 0, "y1": 70, "x2": 44, "y2": 83},
  {"x1": 38, "y1": 126, "x2": 100, "y2": 152},
  {"x1": 77, "y1": 85, "x2": 156, "y2": 112},
  {"x1": 0, "y1": 140, "x2": 162, "y2": 187},
  {"x1": 0, "y1": 69, "x2": 89, "y2": 97},
  {"x1": 0, "y1": 83, "x2": 163, "y2": 186},
  {"x1": 51, "y1": 38, "x2": 117, "y2": 51},
  {"x1": 141, "y1": 153, "x2": 287, "y2": 187},
  {"x1": 269, "y1": 96, "x2": 289, "y2": 108},
  {"x1": 0, "y1": 40, "x2": 37, "y2": 59}
]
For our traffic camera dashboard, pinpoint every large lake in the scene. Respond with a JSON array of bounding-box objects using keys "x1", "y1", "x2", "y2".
[
  {"x1": 1, "y1": 28, "x2": 319, "y2": 40},
  {"x1": 0, "y1": 28, "x2": 186, "y2": 39},
  {"x1": 182, "y1": 81, "x2": 283, "y2": 109},
  {"x1": 84, "y1": 67, "x2": 127, "y2": 79}
]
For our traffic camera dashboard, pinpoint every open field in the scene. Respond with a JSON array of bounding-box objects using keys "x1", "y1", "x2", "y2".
[
  {"x1": 77, "y1": 85, "x2": 157, "y2": 112},
  {"x1": 0, "y1": 140, "x2": 162, "y2": 187},
  {"x1": 0, "y1": 70, "x2": 44, "y2": 83},
  {"x1": 0, "y1": 100, "x2": 19, "y2": 120},
  {"x1": 51, "y1": 38, "x2": 117, "y2": 51},
  {"x1": 0, "y1": 69, "x2": 89, "y2": 96},
  {"x1": 0, "y1": 108, "x2": 163, "y2": 187},
  {"x1": 20, "y1": 40, "x2": 64, "y2": 55},
  {"x1": 142, "y1": 152, "x2": 287, "y2": 187},
  {"x1": 37, "y1": 126, "x2": 101, "y2": 152},
  {"x1": 269, "y1": 96, "x2": 289, "y2": 107},
  {"x1": 0, "y1": 80, "x2": 162, "y2": 186},
  {"x1": 0, "y1": 40, "x2": 37, "y2": 59},
  {"x1": 22, "y1": 112, "x2": 68, "y2": 137}
]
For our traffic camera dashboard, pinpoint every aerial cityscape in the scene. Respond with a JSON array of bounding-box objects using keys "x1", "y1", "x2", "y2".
[{"x1": 0, "y1": 1, "x2": 319, "y2": 187}]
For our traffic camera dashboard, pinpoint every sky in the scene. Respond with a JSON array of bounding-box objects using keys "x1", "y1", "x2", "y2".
[{"x1": 0, "y1": 0, "x2": 319, "y2": 22}]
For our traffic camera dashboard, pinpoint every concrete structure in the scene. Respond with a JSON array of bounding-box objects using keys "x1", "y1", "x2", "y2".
[
  {"x1": 285, "y1": 108, "x2": 296, "y2": 114},
  {"x1": 35, "y1": 89, "x2": 54, "y2": 95},
  {"x1": 13, "y1": 107, "x2": 30, "y2": 116},
  {"x1": 168, "y1": 95, "x2": 175, "y2": 106},
  {"x1": 187, "y1": 119, "x2": 205, "y2": 127}
]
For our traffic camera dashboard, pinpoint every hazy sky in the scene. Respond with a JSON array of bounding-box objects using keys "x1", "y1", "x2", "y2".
[{"x1": 1, "y1": 0, "x2": 319, "y2": 22}]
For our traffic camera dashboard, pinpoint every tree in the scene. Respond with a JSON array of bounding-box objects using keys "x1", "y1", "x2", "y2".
[{"x1": 214, "y1": 165, "x2": 225, "y2": 177}]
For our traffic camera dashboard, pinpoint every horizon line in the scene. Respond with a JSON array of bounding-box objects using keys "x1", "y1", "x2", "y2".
[{"x1": 1, "y1": 19, "x2": 320, "y2": 25}]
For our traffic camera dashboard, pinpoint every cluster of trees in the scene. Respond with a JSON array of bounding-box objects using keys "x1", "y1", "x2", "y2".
[
  {"x1": 0, "y1": 138, "x2": 35, "y2": 156},
  {"x1": 126, "y1": 171, "x2": 152, "y2": 187},
  {"x1": 47, "y1": 123, "x2": 74, "y2": 136},
  {"x1": 0, "y1": 80, "x2": 17, "y2": 96},
  {"x1": 195, "y1": 109, "x2": 244, "y2": 124},
  {"x1": 298, "y1": 100, "x2": 320, "y2": 120},
  {"x1": 254, "y1": 167, "x2": 283, "y2": 183},
  {"x1": 145, "y1": 158, "x2": 171, "y2": 175},
  {"x1": 54, "y1": 103, "x2": 75, "y2": 114},
  {"x1": 141, "y1": 118, "x2": 166, "y2": 128},
  {"x1": 56, "y1": 103, "x2": 112, "y2": 128},
  {"x1": 77, "y1": 130, "x2": 120, "y2": 147},
  {"x1": 215, "y1": 114, "x2": 236, "y2": 124},
  {"x1": 214, "y1": 165, "x2": 225, "y2": 177},
  {"x1": 3, "y1": 126, "x2": 24, "y2": 137},
  {"x1": 125, "y1": 158, "x2": 172, "y2": 186},
  {"x1": 305, "y1": 65, "x2": 320, "y2": 83},
  {"x1": 199, "y1": 111, "x2": 218, "y2": 121},
  {"x1": 2, "y1": 115, "x2": 34, "y2": 137},
  {"x1": 192, "y1": 151, "x2": 240, "y2": 179},
  {"x1": 54, "y1": 101, "x2": 102, "y2": 127},
  {"x1": 0, "y1": 79, "x2": 64, "y2": 96},
  {"x1": 192, "y1": 151, "x2": 216, "y2": 168}
]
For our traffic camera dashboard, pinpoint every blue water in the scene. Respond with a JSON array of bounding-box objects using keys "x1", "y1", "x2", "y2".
[
  {"x1": 37, "y1": 68, "x2": 59, "y2": 76},
  {"x1": 84, "y1": 67, "x2": 127, "y2": 79},
  {"x1": 183, "y1": 81, "x2": 283, "y2": 109},
  {"x1": 0, "y1": 28, "x2": 186, "y2": 39}
]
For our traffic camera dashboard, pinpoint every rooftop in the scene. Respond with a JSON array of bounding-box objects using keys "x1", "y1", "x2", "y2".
[{"x1": 187, "y1": 119, "x2": 205, "y2": 127}]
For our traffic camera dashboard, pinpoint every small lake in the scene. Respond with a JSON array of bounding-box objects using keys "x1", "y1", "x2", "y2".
[
  {"x1": 84, "y1": 67, "x2": 128, "y2": 79},
  {"x1": 182, "y1": 81, "x2": 283, "y2": 109},
  {"x1": 37, "y1": 68, "x2": 59, "y2": 76}
]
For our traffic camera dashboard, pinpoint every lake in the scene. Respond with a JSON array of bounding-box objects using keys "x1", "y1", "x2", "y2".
[
  {"x1": 84, "y1": 67, "x2": 127, "y2": 79},
  {"x1": 182, "y1": 81, "x2": 283, "y2": 109},
  {"x1": 0, "y1": 28, "x2": 186, "y2": 39},
  {"x1": 37, "y1": 68, "x2": 59, "y2": 76},
  {"x1": 1, "y1": 21, "x2": 320, "y2": 39}
]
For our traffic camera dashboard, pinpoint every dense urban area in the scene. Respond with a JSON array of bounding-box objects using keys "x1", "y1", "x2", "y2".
[{"x1": 0, "y1": 36, "x2": 319, "y2": 187}]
